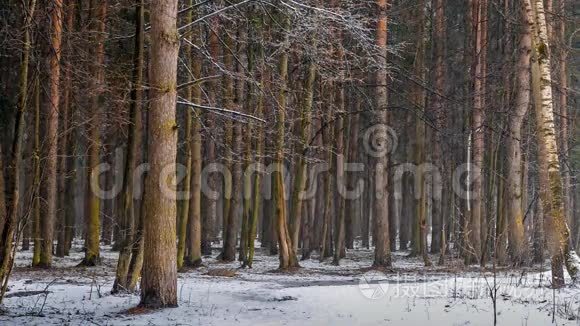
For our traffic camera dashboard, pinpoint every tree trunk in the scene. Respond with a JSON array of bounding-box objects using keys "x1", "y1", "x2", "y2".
[
  {"x1": 127, "y1": 177, "x2": 146, "y2": 292},
  {"x1": 56, "y1": 0, "x2": 76, "y2": 257},
  {"x1": 372, "y1": 0, "x2": 392, "y2": 268},
  {"x1": 525, "y1": 0, "x2": 579, "y2": 286},
  {"x1": 495, "y1": 147, "x2": 508, "y2": 265},
  {"x1": 184, "y1": 1, "x2": 203, "y2": 268},
  {"x1": 505, "y1": 4, "x2": 532, "y2": 265},
  {"x1": 39, "y1": 0, "x2": 64, "y2": 268},
  {"x1": 333, "y1": 91, "x2": 346, "y2": 264},
  {"x1": 0, "y1": 0, "x2": 38, "y2": 302},
  {"x1": 112, "y1": 0, "x2": 144, "y2": 293},
  {"x1": 345, "y1": 105, "x2": 360, "y2": 250},
  {"x1": 290, "y1": 45, "x2": 315, "y2": 255},
  {"x1": 400, "y1": 112, "x2": 414, "y2": 251},
  {"x1": 221, "y1": 27, "x2": 241, "y2": 263},
  {"x1": 275, "y1": 12, "x2": 299, "y2": 270},
  {"x1": 362, "y1": 163, "x2": 372, "y2": 249},
  {"x1": 139, "y1": 0, "x2": 179, "y2": 308},
  {"x1": 410, "y1": 0, "x2": 429, "y2": 268},
  {"x1": 556, "y1": 0, "x2": 571, "y2": 239},
  {"x1": 82, "y1": 0, "x2": 107, "y2": 266},
  {"x1": 430, "y1": 0, "x2": 446, "y2": 255},
  {"x1": 244, "y1": 8, "x2": 265, "y2": 267},
  {"x1": 32, "y1": 76, "x2": 41, "y2": 266},
  {"x1": 319, "y1": 96, "x2": 334, "y2": 262},
  {"x1": 533, "y1": 196, "x2": 545, "y2": 263},
  {"x1": 63, "y1": 0, "x2": 77, "y2": 256},
  {"x1": 201, "y1": 14, "x2": 219, "y2": 257},
  {"x1": 466, "y1": 0, "x2": 486, "y2": 265}
]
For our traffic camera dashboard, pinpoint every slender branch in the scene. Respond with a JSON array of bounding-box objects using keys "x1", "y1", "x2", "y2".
[
  {"x1": 177, "y1": 98, "x2": 266, "y2": 123},
  {"x1": 178, "y1": 0, "x2": 254, "y2": 37},
  {"x1": 177, "y1": 75, "x2": 220, "y2": 91}
]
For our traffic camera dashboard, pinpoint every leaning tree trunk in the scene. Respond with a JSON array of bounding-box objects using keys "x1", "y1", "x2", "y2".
[
  {"x1": 524, "y1": 0, "x2": 579, "y2": 287},
  {"x1": 139, "y1": 0, "x2": 179, "y2": 308}
]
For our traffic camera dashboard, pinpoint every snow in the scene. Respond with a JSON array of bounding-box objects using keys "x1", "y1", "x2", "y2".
[{"x1": 1, "y1": 244, "x2": 579, "y2": 325}]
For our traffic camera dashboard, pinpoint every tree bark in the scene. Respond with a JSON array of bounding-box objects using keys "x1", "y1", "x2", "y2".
[
  {"x1": 82, "y1": 0, "x2": 107, "y2": 266},
  {"x1": 0, "y1": 0, "x2": 38, "y2": 301},
  {"x1": 290, "y1": 44, "x2": 315, "y2": 255},
  {"x1": 525, "y1": 0, "x2": 579, "y2": 286},
  {"x1": 430, "y1": 0, "x2": 446, "y2": 255},
  {"x1": 243, "y1": 7, "x2": 265, "y2": 267},
  {"x1": 112, "y1": 0, "x2": 144, "y2": 293},
  {"x1": 39, "y1": 0, "x2": 64, "y2": 268},
  {"x1": 505, "y1": 4, "x2": 532, "y2": 265},
  {"x1": 556, "y1": 0, "x2": 571, "y2": 239},
  {"x1": 372, "y1": 0, "x2": 392, "y2": 268},
  {"x1": 56, "y1": 0, "x2": 76, "y2": 257},
  {"x1": 275, "y1": 12, "x2": 299, "y2": 270},
  {"x1": 139, "y1": 0, "x2": 179, "y2": 308},
  {"x1": 466, "y1": 0, "x2": 486, "y2": 265},
  {"x1": 201, "y1": 13, "x2": 219, "y2": 257},
  {"x1": 221, "y1": 25, "x2": 241, "y2": 263},
  {"x1": 32, "y1": 76, "x2": 41, "y2": 266},
  {"x1": 410, "y1": 0, "x2": 429, "y2": 268},
  {"x1": 345, "y1": 103, "x2": 360, "y2": 250},
  {"x1": 184, "y1": 0, "x2": 203, "y2": 268}
]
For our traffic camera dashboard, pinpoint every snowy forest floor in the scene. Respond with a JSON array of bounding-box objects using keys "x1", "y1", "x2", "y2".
[{"x1": 1, "y1": 242, "x2": 580, "y2": 325}]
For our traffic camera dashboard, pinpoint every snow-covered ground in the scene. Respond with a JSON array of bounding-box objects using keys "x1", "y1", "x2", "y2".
[{"x1": 1, "y1": 244, "x2": 579, "y2": 325}]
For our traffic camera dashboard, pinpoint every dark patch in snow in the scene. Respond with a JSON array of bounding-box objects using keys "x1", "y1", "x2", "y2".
[{"x1": 4, "y1": 290, "x2": 51, "y2": 298}]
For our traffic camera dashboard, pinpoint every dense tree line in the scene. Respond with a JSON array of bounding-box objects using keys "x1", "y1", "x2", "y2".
[{"x1": 0, "y1": 0, "x2": 578, "y2": 308}]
